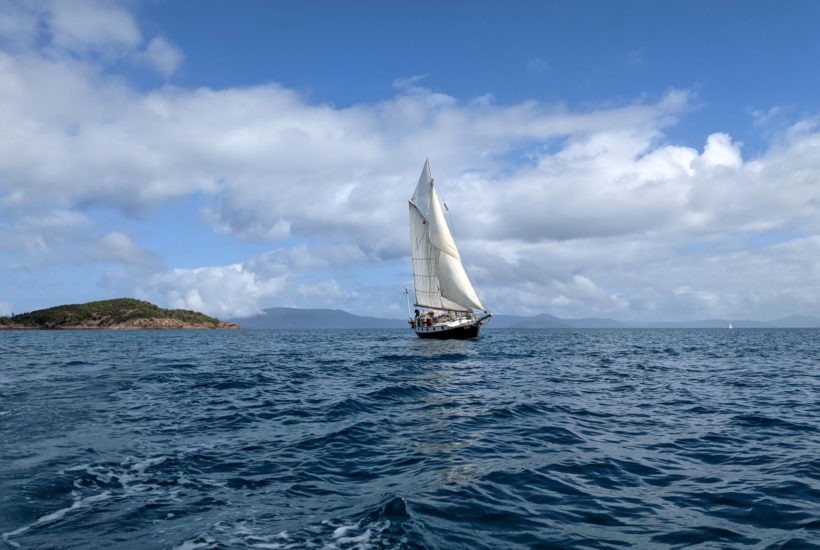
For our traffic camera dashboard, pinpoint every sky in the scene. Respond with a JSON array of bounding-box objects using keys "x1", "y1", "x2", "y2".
[{"x1": 1, "y1": 0, "x2": 820, "y2": 321}]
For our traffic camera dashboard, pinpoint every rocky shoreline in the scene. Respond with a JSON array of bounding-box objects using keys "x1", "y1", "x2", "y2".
[{"x1": 0, "y1": 318, "x2": 240, "y2": 330}]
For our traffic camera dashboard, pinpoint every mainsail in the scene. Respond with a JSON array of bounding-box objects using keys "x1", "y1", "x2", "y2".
[{"x1": 409, "y1": 160, "x2": 485, "y2": 312}]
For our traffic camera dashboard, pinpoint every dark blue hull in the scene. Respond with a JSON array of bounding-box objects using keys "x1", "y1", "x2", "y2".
[{"x1": 415, "y1": 323, "x2": 480, "y2": 339}]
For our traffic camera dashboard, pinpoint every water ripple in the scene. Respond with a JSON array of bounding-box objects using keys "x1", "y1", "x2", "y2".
[{"x1": 1, "y1": 328, "x2": 818, "y2": 548}]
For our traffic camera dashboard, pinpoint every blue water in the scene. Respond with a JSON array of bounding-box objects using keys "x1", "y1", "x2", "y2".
[{"x1": 0, "y1": 329, "x2": 818, "y2": 549}]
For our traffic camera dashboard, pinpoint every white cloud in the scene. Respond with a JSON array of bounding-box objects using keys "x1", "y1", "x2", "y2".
[
  {"x1": 138, "y1": 263, "x2": 288, "y2": 319},
  {"x1": 95, "y1": 231, "x2": 158, "y2": 266},
  {"x1": 261, "y1": 244, "x2": 368, "y2": 270},
  {"x1": 137, "y1": 36, "x2": 183, "y2": 78},
  {"x1": 297, "y1": 280, "x2": 358, "y2": 301},
  {"x1": 0, "y1": 209, "x2": 94, "y2": 261},
  {"x1": 0, "y1": 209, "x2": 156, "y2": 269},
  {"x1": 3, "y1": 1, "x2": 820, "y2": 320},
  {"x1": 0, "y1": 47, "x2": 700, "y2": 261},
  {"x1": 133, "y1": 242, "x2": 377, "y2": 318},
  {"x1": 463, "y1": 228, "x2": 820, "y2": 321},
  {"x1": 47, "y1": 0, "x2": 141, "y2": 54},
  {"x1": 699, "y1": 132, "x2": 742, "y2": 168},
  {"x1": 0, "y1": 1, "x2": 182, "y2": 78},
  {"x1": 392, "y1": 74, "x2": 428, "y2": 90},
  {"x1": 0, "y1": 1, "x2": 38, "y2": 47}
]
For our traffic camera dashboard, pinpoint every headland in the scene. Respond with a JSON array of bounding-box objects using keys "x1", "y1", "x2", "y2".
[{"x1": 0, "y1": 298, "x2": 239, "y2": 330}]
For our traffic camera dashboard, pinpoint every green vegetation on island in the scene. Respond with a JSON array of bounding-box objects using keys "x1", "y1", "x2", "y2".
[{"x1": 0, "y1": 298, "x2": 239, "y2": 330}]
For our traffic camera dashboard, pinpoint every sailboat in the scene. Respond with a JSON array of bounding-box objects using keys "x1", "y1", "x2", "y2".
[
  {"x1": 408, "y1": 160, "x2": 492, "y2": 339},
  {"x1": 728, "y1": 322, "x2": 733, "y2": 329}
]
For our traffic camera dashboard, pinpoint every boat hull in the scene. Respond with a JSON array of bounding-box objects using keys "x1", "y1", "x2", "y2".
[{"x1": 414, "y1": 323, "x2": 480, "y2": 339}]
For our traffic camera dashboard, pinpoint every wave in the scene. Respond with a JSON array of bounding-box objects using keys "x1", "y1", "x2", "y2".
[{"x1": 3, "y1": 328, "x2": 819, "y2": 548}]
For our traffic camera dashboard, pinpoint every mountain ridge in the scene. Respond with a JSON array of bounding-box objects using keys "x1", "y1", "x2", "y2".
[
  {"x1": 232, "y1": 308, "x2": 820, "y2": 329},
  {"x1": 234, "y1": 307, "x2": 407, "y2": 329}
]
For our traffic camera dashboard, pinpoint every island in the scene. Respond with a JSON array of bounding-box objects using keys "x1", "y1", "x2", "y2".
[{"x1": 0, "y1": 298, "x2": 239, "y2": 330}]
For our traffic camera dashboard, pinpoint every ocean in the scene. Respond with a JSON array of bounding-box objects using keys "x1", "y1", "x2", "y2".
[{"x1": 0, "y1": 329, "x2": 818, "y2": 549}]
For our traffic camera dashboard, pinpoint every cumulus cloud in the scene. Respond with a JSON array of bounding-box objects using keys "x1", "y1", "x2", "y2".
[
  {"x1": 3, "y1": 1, "x2": 820, "y2": 319},
  {"x1": 136, "y1": 245, "x2": 368, "y2": 318},
  {"x1": 0, "y1": 209, "x2": 92, "y2": 257},
  {"x1": 0, "y1": 1, "x2": 182, "y2": 77},
  {"x1": 138, "y1": 263, "x2": 287, "y2": 319},
  {"x1": 136, "y1": 36, "x2": 184, "y2": 78},
  {"x1": 95, "y1": 231, "x2": 159, "y2": 266},
  {"x1": 0, "y1": 48, "x2": 697, "y2": 252},
  {"x1": 0, "y1": 209, "x2": 156, "y2": 269},
  {"x1": 699, "y1": 132, "x2": 742, "y2": 168},
  {"x1": 463, "y1": 222, "x2": 820, "y2": 321},
  {"x1": 0, "y1": 209, "x2": 130, "y2": 269},
  {"x1": 48, "y1": 0, "x2": 141, "y2": 54}
]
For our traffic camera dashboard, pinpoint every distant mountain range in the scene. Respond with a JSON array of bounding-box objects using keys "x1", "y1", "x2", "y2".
[
  {"x1": 490, "y1": 314, "x2": 820, "y2": 328},
  {"x1": 232, "y1": 308, "x2": 820, "y2": 329},
  {"x1": 489, "y1": 314, "x2": 626, "y2": 328},
  {"x1": 233, "y1": 308, "x2": 407, "y2": 329}
]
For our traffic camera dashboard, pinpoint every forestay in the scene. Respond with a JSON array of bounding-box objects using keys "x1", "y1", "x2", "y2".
[{"x1": 409, "y1": 160, "x2": 485, "y2": 312}]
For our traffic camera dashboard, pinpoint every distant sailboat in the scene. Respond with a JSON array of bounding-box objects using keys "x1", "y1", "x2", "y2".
[
  {"x1": 728, "y1": 322, "x2": 733, "y2": 329},
  {"x1": 408, "y1": 160, "x2": 492, "y2": 339}
]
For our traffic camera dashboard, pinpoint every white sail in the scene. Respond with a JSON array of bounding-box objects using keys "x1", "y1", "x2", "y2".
[
  {"x1": 409, "y1": 160, "x2": 485, "y2": 312},
  {"x1": 409, "y1": 203, "x2": 466, "y2": 311}
]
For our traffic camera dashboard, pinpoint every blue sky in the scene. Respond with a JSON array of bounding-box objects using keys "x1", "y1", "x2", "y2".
[
  {"x1": 1, "y1": 0, "x2": 820, "y2": 321},
  {"x1": 141, "y1": 1, "x2": 820, "y2": 146}
]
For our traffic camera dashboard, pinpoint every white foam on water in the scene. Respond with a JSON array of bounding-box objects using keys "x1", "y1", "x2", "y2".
[
  {"x1": 88, "y1": 456, "x2": 188, "y2": 501},
  {"x1": 173, "y1": 537, "x2": 216, "y2": 550},
  {"x1": 1, "y1": 491, "x2": 111, "y2": 548},
  {"x1": 335, "y1": 528, "x2": 372, "y2": 546},
  {"x1": 131, "y1": 455, "x2": 168, "y2": 474},
  {"x1": 167, "y1": 510, "x2": 395, "y2": 550},
  {"x1": 331, "y1": 524, "x2": 357, "y2": 539}
]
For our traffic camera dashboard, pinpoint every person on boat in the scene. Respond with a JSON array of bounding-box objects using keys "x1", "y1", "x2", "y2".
[{"x1": 426, "y1": 312, "x2": 433, "y2": 327}]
